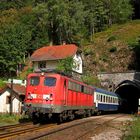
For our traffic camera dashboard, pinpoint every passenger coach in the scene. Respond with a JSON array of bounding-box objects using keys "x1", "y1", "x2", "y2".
[{"x1": 94, "y1": 87, "x2": 120, "y2": 114}]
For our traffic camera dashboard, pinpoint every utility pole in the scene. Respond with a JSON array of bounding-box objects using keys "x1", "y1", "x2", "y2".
[{"x1": 10, "y1": 79, "x2": 13, "y2": 115}]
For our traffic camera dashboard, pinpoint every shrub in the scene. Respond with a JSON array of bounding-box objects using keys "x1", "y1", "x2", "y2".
[
  {"x1": 109, "y1": 46, "x2": 117, "y2": 52},
  {"x1": 83, "y1": 48, "x2": 94, "y2": 56},
  {"x1": 128, "y1": 39, "x2": 140, "y2": 50},
  {"x1": 100, "y1": 55, "x2": 108, "y2": 62},
  {"x1": 107, "y1": 35, "x2": 117, "y2": 42},
  {"x1": 0, "y1": 79, "x2": 6, "y2": 89},
  {"x1": 81, "y1": 74, "x2": 100, "y2": 86},
  {"x1": 123, "y1": 117, "x2": 140, "y2": 140}
]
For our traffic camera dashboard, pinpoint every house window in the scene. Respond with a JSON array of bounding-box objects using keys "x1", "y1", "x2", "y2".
[
  {"x1": 38, "y1": 61, "x2": 46, "y2": 69},
  {"x1": 6, "y1": 96, "x2": 11, "y2": 104}
]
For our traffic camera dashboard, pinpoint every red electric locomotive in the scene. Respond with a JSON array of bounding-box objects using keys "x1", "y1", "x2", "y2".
[{"x1": 24, "y1": 72, "x2": 95, "y2": 122}]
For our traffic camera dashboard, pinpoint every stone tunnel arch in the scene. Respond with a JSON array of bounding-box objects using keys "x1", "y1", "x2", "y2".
[{"x1": 115, "y1": 80, "x2": 140, "y2": 113}]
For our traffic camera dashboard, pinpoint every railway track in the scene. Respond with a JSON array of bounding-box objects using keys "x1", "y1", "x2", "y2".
[
  {"x1": 0, "y1": 123, "x2": 56, "y2": 140},
  {"x1": 0, "y1": 114, "x2": 130, "y2": 140},
  {"x1": 0, "y1": 122, "x2": 32, "y2": 132}
]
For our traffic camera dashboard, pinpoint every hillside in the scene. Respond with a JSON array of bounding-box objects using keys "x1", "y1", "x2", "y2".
[{"x1": 82, "y1": 20, "x2": 140, "y2": 75}]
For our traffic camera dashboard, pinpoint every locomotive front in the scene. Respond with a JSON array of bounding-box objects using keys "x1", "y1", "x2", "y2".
[{"x1": 24, "y1": 72, "x2": 62, "y2": 119}]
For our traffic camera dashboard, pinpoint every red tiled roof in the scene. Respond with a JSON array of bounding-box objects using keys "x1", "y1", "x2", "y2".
[
  {"x1": 7, "y1": 83, "x2": 26, "y2": 95},
  {"x1": 0, "y1": 86, "x2": 7, "y2": 94},
  {"x1": 31, "y1": 44, "x2": 77, "y2": 61}
]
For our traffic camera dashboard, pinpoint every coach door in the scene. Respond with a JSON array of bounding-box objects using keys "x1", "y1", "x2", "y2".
[{"x1": 63, "y1": 80, "x2": 67, "y2": 105}]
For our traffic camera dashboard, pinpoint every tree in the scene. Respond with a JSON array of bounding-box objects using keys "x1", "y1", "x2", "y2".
[
  {"x1": 56, "y1": 57, "x2": 75, "y2": 75},
  {"x1": 0, "y1": 8, "x2": 33, "y2": 76}
]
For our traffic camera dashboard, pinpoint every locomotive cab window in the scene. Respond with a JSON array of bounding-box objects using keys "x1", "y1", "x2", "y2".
[
  {"x1": 44, "y1": 77, "x2": 56, "y2": 86},
  {"x1": 30, "y1": 76, "x2": 40, "y2": 86}
]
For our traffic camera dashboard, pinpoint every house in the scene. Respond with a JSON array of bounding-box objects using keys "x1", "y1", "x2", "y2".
[
  {"x1": 0, "y1": 83, "x2": 25, "y2": 114},
  {"x1": 31, "y1": 44, "x2": 83, "y2": 75}
]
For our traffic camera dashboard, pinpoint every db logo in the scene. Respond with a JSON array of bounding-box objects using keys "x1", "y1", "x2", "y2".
[{"x1": 37, "y1": 95, "x2": 42, "y2": 98}]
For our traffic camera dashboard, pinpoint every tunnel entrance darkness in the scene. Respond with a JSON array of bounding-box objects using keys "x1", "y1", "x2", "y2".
[{"x1": 115, "y1": 81, "x2": 140, "y2": 114}]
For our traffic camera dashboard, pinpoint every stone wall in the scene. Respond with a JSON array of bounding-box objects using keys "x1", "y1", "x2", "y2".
[{"x1": 97, "y1": 72, "x2": 140, "y2": 91}]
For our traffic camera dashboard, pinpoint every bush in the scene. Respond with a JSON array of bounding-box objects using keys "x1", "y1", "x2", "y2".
[
  {"x1": 128, "y1": 39, "x2": 140, "y2": 50},
  {"x1": 0, "y1": 79, "x2": 6, "y2": 89},
  {"x1": 107, "y1": 35, "x2": 117, "y2": 42},
  {"x1": 83, "y1": 48, "x2": 94, "y2": 56},
  {"x1": 100, "y1": 55, "x2": 108, "y2": 62},
  {"x1": 109, "y1": 46, "x2": 117, "y2": 52},
  {"x1": 123, "y1": 117, "x2": 140, "y2": 140},
  {"x1": 81, "y1": 74, "x2": 100, "y2": 86}
]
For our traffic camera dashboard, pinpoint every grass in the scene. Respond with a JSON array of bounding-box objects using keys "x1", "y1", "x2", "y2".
[
  {"x1": 123, "y1": 117, "x2": 140, "y2": 140},
  {"x1": 93, "y1": 20, "x2": 140, "y2": 43},
  {"x1": 0, "y1": 79, "x2": 6, "y2": 89},
  {"x1": 0, "y1": 114, "x2": 30, "y2": 126}
]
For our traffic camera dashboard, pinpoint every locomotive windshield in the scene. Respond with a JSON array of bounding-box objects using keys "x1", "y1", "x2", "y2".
[
  {"x1": 44, "y1": 77, "x2": 56, "y2": 86},
  {"x1": 30, "y1": 76, "x2": 40, "y2": 86},
  {"x1": 44, "y1": 77, "x2": 56, "y2": 87}
]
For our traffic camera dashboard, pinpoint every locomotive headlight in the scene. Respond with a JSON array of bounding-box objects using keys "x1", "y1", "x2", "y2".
[
  {"x1": 27, "y1": 93, "x2": 33, "y2": 100},
  {"x1": 43, "y1": 94, "x2": 53, "y2": 101},
  {"x1": 49, "y1": 93, "x2": 53, "y2": 101}
]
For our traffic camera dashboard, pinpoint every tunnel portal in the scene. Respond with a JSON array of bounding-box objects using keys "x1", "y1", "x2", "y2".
[{"x1": 115, "y1": 80, "x2": 140, "y2": 114}]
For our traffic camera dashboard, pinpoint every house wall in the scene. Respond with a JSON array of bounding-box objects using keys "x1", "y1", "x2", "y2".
[
  {"x1": 73, "y1": 54, "x2": 82, "y2": 74},
  {"x1": 0, "y1": 89, "x2": 22, "y2": 114},
  {"x1": 33, "y1": 54, "x2": 83, "y2": 74},
  {"x1": 33, "y1": 60, "x2": 58, "y2": 71}
]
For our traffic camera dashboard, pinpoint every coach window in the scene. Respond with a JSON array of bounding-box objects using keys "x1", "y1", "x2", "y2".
[
  {"x1": 99, "y1": 95, "x2": 100, "y2": 101},
  {"x1": 107, "y1": 97, "x2": 109, "y2": 103},
  {"x1": 113, "y1": 98, "x2": 115, "y2": 103},
  {"x1": 103, "y1": 95, "x2": 105, "y2": 102},
  {"x1": 81, "y1": 85, "x2": 84, "y2": 92},
  {"x1": 78, "y1": 84, "x2": 81, "y2": 92},
  {"x1": 96, "y1": 94, "x2": 98, "y2": 100},
  {"x1": 68, "y1": 81, "x2": 72, "y2": 89},
  {"x1": 101, "y1": 95, "x2": 102, "y2": 102},
  {"x1": 105, "y1": 96, "x2": 107, "y2": 103},
  {"x1": 30, "y1": 76, "x2": 40, "y2": 86},
  {"x1": 111, "y1": 97, "x2": 113, "y2": 103},
  {"x1": 44, "y1": 77, "x2": 56, "y2": 86},
  {"x1": 116, "y1": 98, "x2": 118, "y2": 103},
  {"x1": 64, "y1": 80, "x2": 66, "y2": 87},
  {"x1": 108, "y1": 97, "x2": 110, "y2": 103}
]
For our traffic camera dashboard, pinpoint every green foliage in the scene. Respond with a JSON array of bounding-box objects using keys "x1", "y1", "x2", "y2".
[
  {"x1": 123, "y1": 117, "x2": 140, "y2": 140},
  {"x1": 0, "y1": 114, "x2": 20, "y2": 123},
  {"x1": 19, "y1": 67, "x2": 33, "y2": 80},
  {"x1": 107, "y1": 35, "x2": 117, "y2": 42},
  {"x1": 56, "y1": 57, "x2": 75, "y2": 75},
  {"x1": 0, "y1": 0, "x2": 133, "y2": 77},
  {"x1": 83, "y1": 47, "x2": 94, "y2": 56},
  {"x1": 100, "y1": 55, "x2": 108, "y2": 62},
  {"x1": 81, "y1": 74, "x2": 100, "y2": 86},
  {"x1": 128, "y1": 37, "x2": 140, "y2": 70},
  {"x1": 0, "y1": 79, "x2": 6, "y2": 88},
  {"x1": 109, "y1": 46, "x2": 117, "y2": 52},
  {"x1": 0, "y1": 114, "x2": 30, "y2": 124},
  {"x1": 128, "y1": 38, "x2": 140, "y2": 50}
]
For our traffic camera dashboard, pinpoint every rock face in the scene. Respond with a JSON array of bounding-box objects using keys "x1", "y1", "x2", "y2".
[{"x1": 82, "y1": 21, "x2": 140, "y2": 77}]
